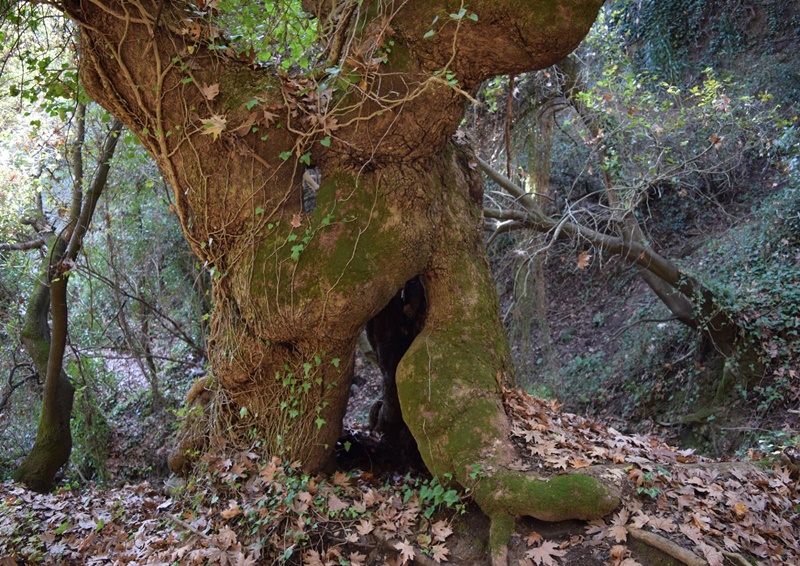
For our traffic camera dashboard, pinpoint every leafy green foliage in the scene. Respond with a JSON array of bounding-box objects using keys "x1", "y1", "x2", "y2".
[
  {"x1": 67, "y1": 358, "x2": 114, "y2": 483},
  {"x1": 480, "y1": 1, "x2": 798, "y2": 455},
  {"x1": 611, "y1": 0, "x2": 800, "y2": 106},
  {"x1": 0, "y1": 50, "x2": 204, "y2": 483},
  {"x1": 701, "y1": 177, "x2": 800, "y2": 411},
  {"x1": 612, "y1": 0, "x2": 751, "y2": 80},
  {"x1": 576, "y1": 15, "x2": 784, "y2": 211},
  {"x1": 1, "y1": 4, "x2": 82, "y2": 121},
  {"x1": 214, "y1": 0, "x2": 318, "y2": 70},
  {"x1": 402, "y1": 474, "x2": 465, "y2": 519}
]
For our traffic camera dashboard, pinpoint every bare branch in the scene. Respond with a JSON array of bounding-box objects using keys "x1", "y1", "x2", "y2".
[
  {"x1": 0, "y1": 238, "x2": 46, "y2": 251},
  {"x1": 0, "y1": 360, "x2": 40, "y2": 414},
  {"x1": 66, "y1": 119, "x2": 124, "y2": 260}
]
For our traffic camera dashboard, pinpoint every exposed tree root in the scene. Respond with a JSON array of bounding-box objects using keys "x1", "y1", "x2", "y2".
[{"x1": 722, "y1": 550, "x2": 753, "y2": 566}]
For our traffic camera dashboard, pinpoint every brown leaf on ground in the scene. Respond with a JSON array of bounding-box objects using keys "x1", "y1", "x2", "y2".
[
  {"x1": 525, "y1": 540, "x2": 567, "y2": 565},
  {"x1": 200, "y1": 82, "x2": 220, "y2": 100},
  {"x1": 393, "y1": 539, "x2": 415, "y2": 564}
]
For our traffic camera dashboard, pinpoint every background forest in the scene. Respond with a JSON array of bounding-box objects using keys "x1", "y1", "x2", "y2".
[{"x1": 1, "y1": 0, "x2": 799, "y2": 564}]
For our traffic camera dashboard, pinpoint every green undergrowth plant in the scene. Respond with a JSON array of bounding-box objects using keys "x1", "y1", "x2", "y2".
[
  {"x1": 401, "y1": 473, "x2": 467, "y2": 519},
  {"x1": 610, "y1": 0, "x2": 800, "y2": 109},
  {"x1": 0, "y1": 381, "x2": 42, "y2": 481},
  {"x1": 68, "y1": 359, "x2": 114, "y2": 484},
  {"x1": 611, "y1": 0, "x2": 752, "y2": 81},
  {"x1": 0, "y1": 493, "x2": 47, "y2": 562},
  {"x1": 698, "y1": 179, "x2": 800, "y2": 413}
]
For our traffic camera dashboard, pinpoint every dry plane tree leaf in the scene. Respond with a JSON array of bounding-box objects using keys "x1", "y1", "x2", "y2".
[
  {"x1": 525, "y1": 530, "x2": 544, "y2": 546},
  {"x1": 431, "y1": 520, "x2": 452, "y2": 542},
  {"x1": 200, "y1": 82, "x2": 220, "y2": 100},
  {"x1": 356, "y1": 519, "x2": 374, "y2": 536},
  {"x1": 220, "y1": 500, "x2": 242, "y2": 519},
  {"x1": 393, "y1": 539, "x2": 415, "y2": 564},
  {"x1": 431, "y1": 544, "x2": 450, "y2": 563},
  {"x1": 202, "y1": 115, "x2": 227, "y2": 140},
  {"x1": 525, "y1": 540, "x2": 567, "y2": 565},
  {"x1": 327, "y1": 494, "x2": 349, "y2": 514},
  {"x1": 577, "y1": 250, "x2": 591, "y2": 269}
]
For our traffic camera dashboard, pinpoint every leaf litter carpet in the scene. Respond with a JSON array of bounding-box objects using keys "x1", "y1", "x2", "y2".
[{"x1": 1, "y1": 388, "x2": 797, "y2": 565}]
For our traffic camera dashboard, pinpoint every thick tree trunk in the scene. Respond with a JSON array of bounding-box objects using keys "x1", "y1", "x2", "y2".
[
  {"x1": 66, "y1": 1, "x2": 615, "y2": 559},
  {"x1": 399, "y1": 146, "x2": 618, "y2": 562},
  {"x1": 167, "y1": 159, "x2": 440, "y2": 473}
]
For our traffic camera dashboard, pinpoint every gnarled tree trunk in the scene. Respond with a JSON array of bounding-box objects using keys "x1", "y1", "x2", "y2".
[
  {"x1": 64, "y1": 0, "x2": 617, "y2": 558},
  {"x1": 13, "y1": 241, "x2": 76, "y2": 493}
]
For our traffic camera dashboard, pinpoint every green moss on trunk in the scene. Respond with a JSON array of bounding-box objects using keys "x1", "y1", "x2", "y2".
[
  {"x1": 174, "y1": 165, "x2": 439, "y2": 474},
  {"x1": 14, "y1": 249, "x2": 75, "y2": 493},
  {"x1": 396, "y1": 145, "x2": 619, "y2": 560},
  {"x1": 11, "y1": 370, "x2": 74, "y2": 492}
]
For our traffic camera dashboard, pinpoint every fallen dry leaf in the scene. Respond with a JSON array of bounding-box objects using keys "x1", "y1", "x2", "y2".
[
  {"x1": 525, "y1": 540, "x2": 567, "y2": 565},
  {"x1": 431, "y1": 520, "x2": 452, "y2": 542},
  {"x1": 393, "y1": 539, "x2": 415, "y2": 564},
  {"x1": 200, "y1": 82, "x2": 220, "y2": 100},
  {"x1": 577, "y1": 250, "x2": 591, "y2": 269},
  {"x1": 201, "y1": 114, "x2": 227, "y2": 140},
  {"x1": 431, "y1": 543, "x2": 449, "y2": 563}
]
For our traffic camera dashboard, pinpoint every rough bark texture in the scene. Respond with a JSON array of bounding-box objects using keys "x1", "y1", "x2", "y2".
[
  {"x1": 397, "y1": 146, "x2": 619, "y2": 562},
  {"x1": 63, "y1": 0, "x2": 615, "y2": 556}
]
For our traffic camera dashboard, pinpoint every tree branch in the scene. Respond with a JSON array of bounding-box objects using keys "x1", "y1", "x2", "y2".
[
  {"x1": 66, "y1": 119, "x2": 123, "y2": 260},
  {"x1": 0, "y1": 361, "x2": 39, "y2": 414},
  {"x1": 0, "y1": 238, "x2": 46, "y2": 251}
]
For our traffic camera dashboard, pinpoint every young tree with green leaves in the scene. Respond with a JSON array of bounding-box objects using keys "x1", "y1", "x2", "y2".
[{"x1": 1, "y1": 101, "x2": 123, "y2": 492}]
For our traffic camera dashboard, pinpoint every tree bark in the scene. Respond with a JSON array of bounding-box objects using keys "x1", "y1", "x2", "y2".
[
  {"x1": 62, "y1": 0, "x2": 617, "y2": 557},
  {"x1": 12, "y1": 264, "x2": 76, "y2": 493}
]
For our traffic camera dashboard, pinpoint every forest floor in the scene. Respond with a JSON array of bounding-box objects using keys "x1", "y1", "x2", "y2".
[
  {"x1": 4, "y1": 148, "x2": 799, "y2": 566},
  {"x1": 4, "y1": 194, "x2": 799, "y2": 564},
  {"x1": 1, "y1": 382, "x2": 798, "y2": 565}
]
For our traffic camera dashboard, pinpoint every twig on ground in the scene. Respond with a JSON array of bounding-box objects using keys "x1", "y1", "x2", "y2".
[{"x1": 626, "y1": 527, "x2": 705, "y2": 566}]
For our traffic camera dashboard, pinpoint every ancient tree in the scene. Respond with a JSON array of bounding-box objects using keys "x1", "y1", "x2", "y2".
[{"x1": 61, "y1": 0, "x2": 618, "y2": 559}]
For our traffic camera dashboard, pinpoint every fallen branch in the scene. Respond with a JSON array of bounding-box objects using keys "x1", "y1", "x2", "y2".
[
  {"x1": 626, "y1": 527, "x2": 704, "y2": 566},
  {"x1": 167, "y1": 513, "x2": 212, "y2": 541},
  {"x1": 723, "y1": 550, "x2": 753, "y2": 566}
]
